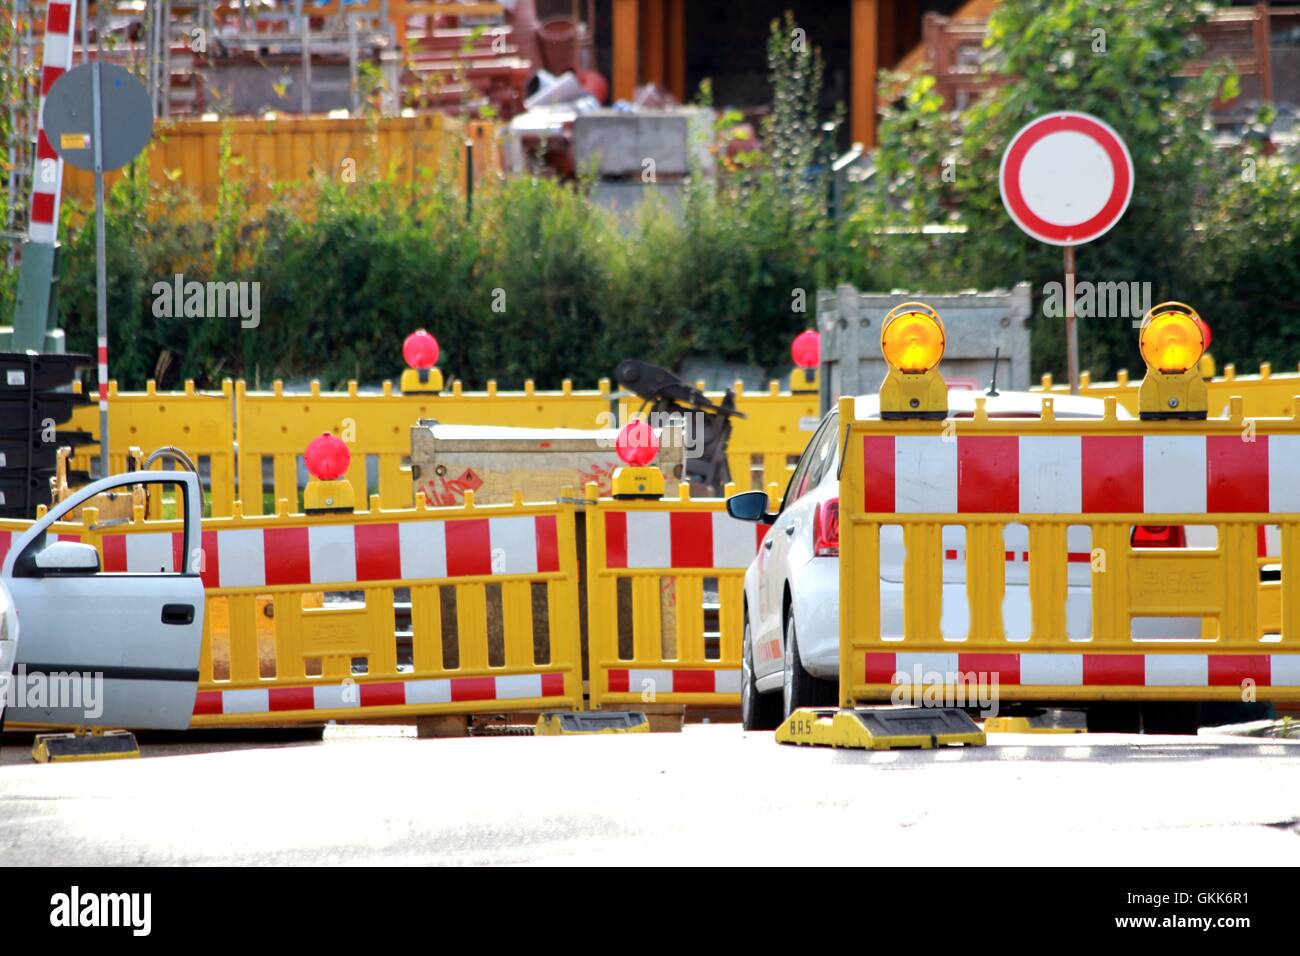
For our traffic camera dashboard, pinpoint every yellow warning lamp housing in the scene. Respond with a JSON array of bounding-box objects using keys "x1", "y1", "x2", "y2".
[
  {"x1": 303, "y1": 478, "x2": 356, "y2": 514},
  {"x1": 611, "y1": 466, "x2": 665, "y2": 500},
  {"x1": 878, "y1": 302, "x2": 948, "y2": 420},
  {"x1": 1137, "y1": 302, "x2": 1208, "y2": 420},
  {"x1": 610, "y1": 421, "x2": 665, "y2": 500},
  {"x1": 400, "y1": 366, "x2": 444, "y2": 394}
]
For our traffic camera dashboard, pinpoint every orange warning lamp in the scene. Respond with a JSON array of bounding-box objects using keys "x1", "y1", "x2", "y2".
[
  {"x1": 878, "y1": 302, "x2": 947, "y2": 419},
  {"x1": 400, "y1": 330, "x2": 444, "y2": 394},
  {"x1": 611, "y1": 420, "x2": 664, "y2": 499},
  {"x1": 1138, "y1": 302, "x2": 1208, "y2": 420},
  {"x1": 303, "y1": 432, "x2": 356, "y2": 513}
]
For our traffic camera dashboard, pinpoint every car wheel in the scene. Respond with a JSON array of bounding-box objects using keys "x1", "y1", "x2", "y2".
[
  {"x1": 741, "y1": 617, "x2": 782, "y2": 731},
  {"x1": 782, "y1": 615, "x2": 837, "y2": 719},
  {"x1": 1086, "y1": 702, "x2": 1142, "y2": 733}
]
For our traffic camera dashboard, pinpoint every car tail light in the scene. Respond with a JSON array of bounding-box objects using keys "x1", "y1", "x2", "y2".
[
  {"x1": 814, "y1": 498, "x2": 839, "y2": 557},
  {"x1": 1131, "y1": 525, "x2": 1187, "y2": 548}
]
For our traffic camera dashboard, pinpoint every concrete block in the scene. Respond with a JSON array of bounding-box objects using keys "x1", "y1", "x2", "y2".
[
  {"x1": 817, "y1": 283, "x2": 1033, "y2": 410},
  {"x1": 573, "y1": 108, "x2": 712, "y2": 177}
]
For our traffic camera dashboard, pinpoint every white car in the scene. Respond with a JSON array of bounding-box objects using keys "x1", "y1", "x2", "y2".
[
  {"x1": 0, "y1": 471, "x2": 205, "y2": 733},
  {"x1": 726, "y1": 389, "x2": 1171, "y2": 731},
  {"x1": 0, "y1": 580, "x2": 17, "y2": 727}
]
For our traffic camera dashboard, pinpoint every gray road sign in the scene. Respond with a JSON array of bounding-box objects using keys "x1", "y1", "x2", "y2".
[{"x1": 44, "y1": 62, "x2": 152, "y2": 172}]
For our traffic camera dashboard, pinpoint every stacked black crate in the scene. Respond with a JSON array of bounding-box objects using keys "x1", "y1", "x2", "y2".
[{"x1": 0, "y1": 352, "x2": 93, "y2": 518}]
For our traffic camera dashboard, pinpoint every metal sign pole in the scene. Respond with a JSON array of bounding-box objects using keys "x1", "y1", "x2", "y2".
[
  {"x1": 1065, "y1": 245, "x2": 1078, "y2": 394},
  {"x1": 92, "y1": 60, "x2": 109, "y2": 478},
  {"x1": 43, "y1": 62, "x2": 152, "y2": 475}
]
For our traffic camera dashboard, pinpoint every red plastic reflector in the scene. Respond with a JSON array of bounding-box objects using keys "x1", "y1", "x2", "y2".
[
  {"x1": 814, "y1": 497, "x2": 839, "y2": 557},
  {"x1": 1131, "y1": 525, "x2": 1187, "y2": 548}
]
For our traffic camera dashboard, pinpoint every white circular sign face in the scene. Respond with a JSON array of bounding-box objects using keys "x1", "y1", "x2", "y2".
[{"x1": 999, "y1": 111, "x2": 1134, "y2": 247}]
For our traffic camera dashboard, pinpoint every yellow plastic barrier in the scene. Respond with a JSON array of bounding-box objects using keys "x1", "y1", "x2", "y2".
[
  {"x1": 74, "y1": 490, "x2": 584, "y2": 726},
  {"x1": 722, "y1": 369, "x2": 820, "y2": 491},
  {"x1": 584, "y1": 482, "x2": 762, "y2": 709},
  {"x1": 66, "y1": 372, "x2": 815, "y2": 517},
  {"x1": 66, "y1": 380, "x2": 238, "y2": 515},
  {"x1": 836, "y1": 393, "x2": 1300, "y2": 707},
  {"x1": 1036, "y1": 361, "x2": 1300, "y2": 420},
  {"x1": 235, "y1": 378, "x2": 615, "y2": 513}
]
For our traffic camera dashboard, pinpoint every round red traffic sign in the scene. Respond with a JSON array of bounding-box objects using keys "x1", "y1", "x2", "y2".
[{"x1": 999, "y1": 111, "x2": 1134, "y2": 246}]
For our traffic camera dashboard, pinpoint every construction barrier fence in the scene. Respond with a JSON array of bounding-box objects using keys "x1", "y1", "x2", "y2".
[
  {"x1": 5, "y1": 478, "x2": 763, "y2": 726},
  {"x1": 5, "y1": 492, "x2": 586, "y2": 726},
  {"x1": 67, "y1": 372, "x2": 817, "y2": 514},
  {"x1": 1036, "y1": 361, "x2": 1300, "y2": 420},
  {"x1": 836, "y1": 394, "x2": 1300, "y2": 707},
  {"x1": 233, "y1": 378, "x2": 617, "y2": 513},
  {"x1": 67, "y1": 380, "x2": 237, "y2": 516},
  {"x1": 583, "y1": 483, "x2": 764, "y2": 710}
]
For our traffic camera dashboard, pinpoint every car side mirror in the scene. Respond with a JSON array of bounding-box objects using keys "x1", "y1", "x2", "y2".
[
  {"x1": 726, "y1": 490, "x2": 775, "y2": 524},
  {"x1": 34, "y1": 540, "x2": 101, "y2": 574}
]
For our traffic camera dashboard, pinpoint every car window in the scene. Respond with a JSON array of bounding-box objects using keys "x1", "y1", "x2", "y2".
[
  {"x1": 806, "y1": 411, "x2": 840, "y2": 489},
  {"x1": 14, "y1": 478, "x2": 194, "y2": 577},
  {"x1": 782, "y1": 414, "x2": 837, "y2": 511}
]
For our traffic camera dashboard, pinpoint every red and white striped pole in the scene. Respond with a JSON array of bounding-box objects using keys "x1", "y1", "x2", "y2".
[{"x1": 28, "y1": 1, "x2": 77, "y2": 247}]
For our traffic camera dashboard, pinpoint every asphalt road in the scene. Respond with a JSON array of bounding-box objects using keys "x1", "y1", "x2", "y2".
[{"x1": 1, "y1": 724, "x2": 1298, "y2": 865}]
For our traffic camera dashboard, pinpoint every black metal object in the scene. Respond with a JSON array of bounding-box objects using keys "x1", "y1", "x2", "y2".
[
  {"x1": 0, "y1": 351, "x2": 92, "y2": 518},
  {"x1": 613, "y1": 359, "x2": 746, "y2": 497}
]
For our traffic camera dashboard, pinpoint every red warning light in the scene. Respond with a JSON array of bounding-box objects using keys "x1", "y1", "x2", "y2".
[
  {"x1": 615, "y1": 420, "x2": 658, "y2": 467},
  {"x1": 791, "y1": 330, "x2": 820, "y2": 369},
  {"x1": 305, "y1": 433, "x2": 350, "y2": 480},
  {"x1": 403, "y1": 330, "x2": 440, "y2": 370}
]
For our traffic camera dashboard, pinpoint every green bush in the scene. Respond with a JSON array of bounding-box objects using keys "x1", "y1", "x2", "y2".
[
  {"x1": 36, "y1": 156, "x2": 832, "y2": 390},
  {"x1": 857, "y1": 0, "x2": 1300, "y2": 379}
]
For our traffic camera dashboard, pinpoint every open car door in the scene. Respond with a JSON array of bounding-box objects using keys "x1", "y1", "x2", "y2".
[{"x1": 1, "y1": 471, "x2": 204, "y2": 730}]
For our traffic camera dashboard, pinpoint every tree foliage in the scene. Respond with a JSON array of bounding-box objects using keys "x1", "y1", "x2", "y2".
[{"x1": 856, "y1": 0, "x2": 1299, "y2": 377}]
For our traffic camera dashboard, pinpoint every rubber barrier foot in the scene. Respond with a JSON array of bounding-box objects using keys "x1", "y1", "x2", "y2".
[
  {"x1": 984, "y1": 710, "x2": 1087, "y2": 734},
  {"x1": 535, "y1": 712, "x2": 649, "y2": 735},
  {"x1": 776, "y1": 706, "x2": 985, "y2": 750},
  {"x1": 32, "y1": 730, "x2": 140, "y2": 763}
]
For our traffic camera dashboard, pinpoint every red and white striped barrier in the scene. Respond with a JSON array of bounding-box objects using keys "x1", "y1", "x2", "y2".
[
  {"x1": 606, "y1": 667, "x2": 741, "y2": 696},
  {"x1": 0, "y1": 528, "x2": 80, "y2": 567},
  {"x1": 194, "y1": 671, "x2": 569, "y2": 718},
  {"x1": 941, "y1": 548, "x2": 1094, "y2": 564},
  {"x1": 603, "y1": 510, "x2": 765, "y2": 569},
  {"x1": 1259, "y1": 524, "x2": 1282, "y2": 558},
  {"x1": 862, "y1": 433, "x2": 1300, "y2": 514},
  {"x1": 866, "y1": 651, "x2": 1300, "y2": 688},
  {"x1": 97, "y1": 514, "x2": 562, "y2": 587},
  {"x1": 28, "y1": 0, "x2": 77, "y2": 247}
]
